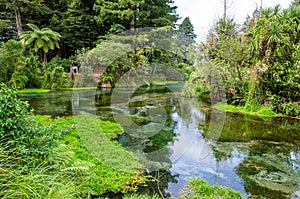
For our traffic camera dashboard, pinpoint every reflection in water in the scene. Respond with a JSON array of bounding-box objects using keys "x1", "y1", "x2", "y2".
[
  {"x1": 291, "y1": 151, "x2": 300, "y2": 170},
  {"x1": 20, "y1": 88, "x2": 300, "y2": 199},
  {"x1": 166, "y1": 101, "x2": 247, "y2": 198}
]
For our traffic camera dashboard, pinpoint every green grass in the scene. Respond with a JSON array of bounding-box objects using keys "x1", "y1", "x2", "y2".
[
  {"x1": 99, "y1": 119, "x2": 124, "y2": 140},
  {"x1": 59, "y1": 87, "x2": 97, "y2": 91},
  {"x1": 45, "y1": 115, "x2": 148, "y2": 195},
  {"x1": 17, "y1": 87, "x2": 97, "y2": 94},
  {"x1": 214, "y1": 103, "x2": 278, "y2": 117},
  {"x1": 17, "y1": 88, "x2": 51, "y2": 93},
  {"x1": 151, "y1": 80, "x2": 181, "y2": 86}
]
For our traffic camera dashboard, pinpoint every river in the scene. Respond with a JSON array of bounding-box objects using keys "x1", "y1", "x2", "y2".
[{"x1": 20, "y1": 86, "x2": 300, "y2": 198}]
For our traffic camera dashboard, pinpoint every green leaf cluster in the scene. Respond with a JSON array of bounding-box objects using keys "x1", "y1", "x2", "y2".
[
  {"x1": 180, "y1": 178, "x2": 244, "y2": 199},
  {"x1": 0, "y1": 84, "x2": 55, "y2": 161}
]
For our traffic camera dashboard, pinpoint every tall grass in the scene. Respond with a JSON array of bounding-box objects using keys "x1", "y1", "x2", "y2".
[{"x1": 0, "y1": 142, "x2": 92, "y2": 199}]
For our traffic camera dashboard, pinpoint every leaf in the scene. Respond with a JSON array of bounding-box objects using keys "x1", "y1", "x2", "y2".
[
  {"x1": 48, "y1": 41, "x2": 54, "y2": 50},
  {"x1": 36, "y1": 38, "x2": 44, "y2": 49},
  {"x1": 43, "y1": 45, "x2": 49, "y2": 53}
]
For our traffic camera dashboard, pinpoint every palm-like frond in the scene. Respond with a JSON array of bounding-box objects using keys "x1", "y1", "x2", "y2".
[{"x1": 19, "y1": 23, "x2": 61, "y2": 56}]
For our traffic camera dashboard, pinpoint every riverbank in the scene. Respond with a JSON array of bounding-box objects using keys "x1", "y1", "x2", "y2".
[
  {"x1": 16, "y1": 81, "x2": 181, "y2": 94},
  {"x1": 17, "y1": 87, "x2": 97, "y2": 94},
  {"x1": 213, "y1": 103, "x2": 300, "y2": 120}
]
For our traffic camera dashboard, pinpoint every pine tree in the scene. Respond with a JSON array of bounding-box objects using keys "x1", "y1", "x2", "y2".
[
  {"x1": 178, "y1": 17, "x2": 196, "y2": 61},
  {"x1": 94, "y1": 0, "x2": 178, "y2": 33},
  {"x1": 49, "y1": 0, "x2": 100, "y2": 57}
]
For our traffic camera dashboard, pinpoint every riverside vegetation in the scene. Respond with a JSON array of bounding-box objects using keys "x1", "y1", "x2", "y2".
[{"x1": 185, "y1": 3, "x2": 300, "y2": 118}]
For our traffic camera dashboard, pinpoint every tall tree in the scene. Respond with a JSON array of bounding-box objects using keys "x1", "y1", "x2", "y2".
[
  {"x1": 178, "y1": 17, "x2": 196, "y2": 61},
  {"x1": 20, "y1": 23, "x2": 61, "y2": 62},
  {"x1": 50, "y1": 0, "x2": 100, "y2": 57},
  {"x1": 94, "y1": 0, "x2": 143, "y2": 32},
  {"x1": 136, "y1": 0, "x2": 178, "y2": 28},
  {"x1": 0, "y1": 0, "x2": 51, "y2": 39},
  {"x1": 94, "y1": 0, "x2": 178, "y2": 33}
]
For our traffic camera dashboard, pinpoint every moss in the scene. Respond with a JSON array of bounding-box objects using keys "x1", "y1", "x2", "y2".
[
  {"x1": 99, "y1": 119, "x2": 124, "y2": 140},
  {"x1": 180, "y1": 178, "x2": 244, "y2": 199},
  {"x1": 41, "y1": 115, "x2": 148, "y2": 196},
  {"x1": 214, "y1": 103, "x2": 277, "y2": 117},
  {"x1": 151, "y1": 81, "x2": 181, "y2": 86},
  {"x1": 17, "y1": 88, "x2": 51, "y2": 93},
  {"x1": 59, "y1": 87, "x2": 97, "y2": 91}
]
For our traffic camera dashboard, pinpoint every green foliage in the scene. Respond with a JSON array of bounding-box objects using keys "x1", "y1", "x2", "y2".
[
  {"x1": 180, "y1": 178, "x2": 244, "y2": 199},
  {"x1": 0, "y1": 39, "x2": 43, "y2": 89},
  {"x1": 0, "y1": 84, "x2": 55, "y2": 161},
  {"x1": 20, "y1": 23, "x2": 61, "y2": 62},
  {"x1": 214, "y1": 103, "x2": 277, "y2": 117},
  {"x1": 0, "y1": 40, "x2": 25, "y2": 83},
  {"x1": 48, "y1": 55, "x2": 77, "y2": 72},
  {"x1": 187, "y1": 5, "x2": 300, "y2": 118},
  {"x1": 54, "y1": 115, "x2": 148, "y2": 195},
  {"x1": 247, "y1": 5, "x2": 300, "y2": 117},
  {"x1": 177, "y1": 17, "x2": 196, "y2": 61},
  {"x1": 124, "y1": 194, "x2": 160, "y2": 199},
  {"x1": 99, "y1": 120, "x2": 124, "y2": 140},
  {"x1": 94, "y1": 0, "x2": 178, "y2": 32},
  {"x1": 42, "y1": 66, "x2": 67, "y2": 89},
  {"x1": 0, "y1": 144, "x2": 93, "y2": 198},
  {"x1": 0, "y1": 113, "x2": 93, "y2": 198},
  {"x1": 50, "y1": 0, "x2": 99, "y2": 57},
  {"x1": 8, "y1": 71, "x2": 28, "y2": 89}
]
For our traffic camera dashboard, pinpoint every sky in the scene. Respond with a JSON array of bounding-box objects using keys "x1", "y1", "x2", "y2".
[{"x1": 173, "y1": 0, "x2": 293, "y2": 42}]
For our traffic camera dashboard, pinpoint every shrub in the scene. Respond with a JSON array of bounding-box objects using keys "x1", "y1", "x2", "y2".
[
  {"x1": 0, "y1": 83, "x2": 55, "y2": 162},
  {"x1": 42, "y1": 66, "x2": 67, "y2": 89}
]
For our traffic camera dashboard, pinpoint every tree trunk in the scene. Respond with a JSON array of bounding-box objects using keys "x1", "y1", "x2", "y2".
[
  {"x1": 39, "y1": 49, "x2": 46, "y2": 63},
  {"x1": 130, "y1": 4, "x2": 136, "y2": 31},
  {"x1": 223, "y1": 0, "x2": 227, "y2": 20},
  {"x1": 15, "y1": 7, "x2": 22, "y2": 39}
]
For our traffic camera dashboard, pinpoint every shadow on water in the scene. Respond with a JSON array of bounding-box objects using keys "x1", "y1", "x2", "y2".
[{"x1": 20, "y1": 87, "x2": 300, "y2": 199}]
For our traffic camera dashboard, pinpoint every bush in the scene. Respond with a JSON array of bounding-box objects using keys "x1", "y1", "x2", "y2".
[
  {"x1": 0, "y1": 83, "x2": 55, "y2": 162},
  {"x1": 42, "y1": 66, "x2": 67, "y2": 89},
  {"x1": 48, "y1": 56, "x2": 77, "y2": 72}
]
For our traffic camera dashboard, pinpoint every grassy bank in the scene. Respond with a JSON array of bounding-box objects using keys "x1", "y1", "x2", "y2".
[
  {"x1": 17, "y1": 88, "x2": 51, "y2": 94},
  {"x1": 17, "y1": 87, "x2": 97, "y2": 94},
  {"x1": 213, "y1": 103, "x2": 279, "y2": 118},
  {"x1": 214, "y1": 103, "x2": 300, "y2": 120},
  {"x1": 37, "y1": 115, "x2": 148, "y2": 197},
  {"x1": 59, "y1": 87, "x2": 97, "y2": 91}
]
